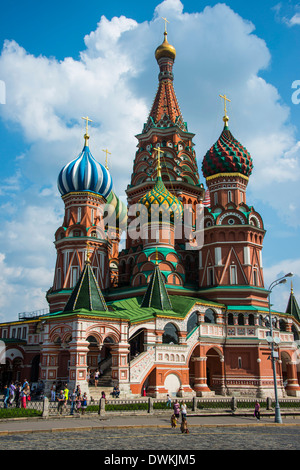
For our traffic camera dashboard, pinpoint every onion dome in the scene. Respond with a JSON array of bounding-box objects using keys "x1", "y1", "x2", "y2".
[
  {"x1": 104, "y1": 191, "x2": 128, "y2": 231},
  {"x1": 57, "y1": 130, "x2": 113, "y2": 198},
  {"x1": 138, "y1": 154, "x2": 183, "y2": 222},
  {"x1": 202, "y1": 117, "x2": 253, "y2": 179},
  {"x1": 155, "y1": 31, "x2": 176, "y2": 61}
]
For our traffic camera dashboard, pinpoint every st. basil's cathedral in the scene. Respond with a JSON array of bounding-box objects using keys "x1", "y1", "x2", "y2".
[{"x1": 1, "y1": 27, "x2": 300, "y2": 400}]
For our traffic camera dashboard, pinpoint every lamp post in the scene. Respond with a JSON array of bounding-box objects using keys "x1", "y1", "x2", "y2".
[{"x1": 267, "y1": 272, "x2": 293, "y2": 424}]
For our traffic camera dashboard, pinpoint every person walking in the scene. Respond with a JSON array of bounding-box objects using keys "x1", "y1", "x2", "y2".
[
  {"x1": 254, "y1": 400, "x2": 261, "y2": 421},
  {"x1": 9, "y1": 382, "x2": 16, "y2": 405},
  {"x1": 173, "y1": 400, "x2": 180, "y2": 422},
  {"x1": 57, "y1": 390, "x2": 65, "y2": 415},
  {"x1": 3, "y1": 385, "x2": 10, "y2": 408},
  {"x1": 69, "y1": 389, "x2": 77, "y2": 415},
  {"x1": 166, "y1": 394, "x2": 172, "y2": 408},
  {"x1": 50, "y1": 382, "x2": 56, "y2": 401},
  {"x1": 181, "y1": 401, "x2": 187, "y2": 421},
  {"x1": 81, "y1": 392, "x2": 87, "y2": 415},
  {"x1": 94, "y1": 369, "x2": 100, "y2": 387}
]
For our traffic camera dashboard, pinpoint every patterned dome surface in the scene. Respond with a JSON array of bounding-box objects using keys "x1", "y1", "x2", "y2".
[
  {"x1": 139, "y1": 177, "x2": 183, "y2": 221},
  {"x1": 104, "y1": 191, "x2": 127, "y2": 231},
  {"x1": 202, "y1": 126, "x2": 253, "y2": 178},
  {"x1": 58, "y1": 145, "x2": 113, "y2": 198}
]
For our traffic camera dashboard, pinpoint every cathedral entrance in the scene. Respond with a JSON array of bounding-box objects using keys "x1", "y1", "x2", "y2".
[{"x1": 206, "y1": 347, "x2": 223, "y2": 393}]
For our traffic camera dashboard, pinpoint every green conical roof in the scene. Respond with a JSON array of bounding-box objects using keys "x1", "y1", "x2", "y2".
[
  {"x1": 63, "y1": 261, "x2": 108, "y2": 313},
  {"x1": 141, "y1": 264, "x2": 173, "y2": 310},
  {"x1": 285, "y1": 284, "x2": 300, "y2": 323}
]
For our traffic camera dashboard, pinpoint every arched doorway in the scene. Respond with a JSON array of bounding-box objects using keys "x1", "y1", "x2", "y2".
[
  {"x1": 164, "y1": 373, "x2": 181, "y2": 397},
  {"x1": 206, "y1": 347, "x2": 223, "y2": 393},
  {"x1": 129, "y1": 329, "x2": 145, "y2": 359}
]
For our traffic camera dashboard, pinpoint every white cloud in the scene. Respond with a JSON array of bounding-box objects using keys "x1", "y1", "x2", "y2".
[{"x1": 0, "y1": 0, "x2": 299, "y2": 320}]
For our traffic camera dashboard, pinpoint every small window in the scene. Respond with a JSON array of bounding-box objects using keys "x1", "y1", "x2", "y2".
[
  {"x1": 163, "y1": 323, "x2": 179, "y2": 344},
  {"x1": 77, "y1": 207, "x2": 82, "y2": 223},
  {"x1": 230, "y1": 265, "x2": 237, "y2": 285},
  {"x1": 204, "y1": 309, "x2": 216, "y2": 324},
  {"x1": 238, "y1": 357, "x2": 242, "y2": 369}
]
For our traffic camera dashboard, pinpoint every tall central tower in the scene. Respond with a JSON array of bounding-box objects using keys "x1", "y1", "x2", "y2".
[{"x1": 119, "y1": 28, "x2": 205, "y2": 288}]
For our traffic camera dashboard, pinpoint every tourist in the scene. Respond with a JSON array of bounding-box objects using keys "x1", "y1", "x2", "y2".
[
  {"x1": 181, "y1": 401, "x2": 187, "y2": 421},
  {"x1": 3, "y1": 385, "x2": 10, "y2": 408},
  {"x1": 57, "y1": 390, "x2": 65, "y2": 414},
  {"x1": 81, "y1": 392, "x2": 87, "y2": 415},
  {"x1": 101, "y1": 391, "x2": 106, "y2": 400},
  {"x1": 21, "y1": 385, "x2": 30, "y2": 408},
  {"x1": 9, "y1": 382, "x2": 16, "y2": 405},
  {"x1": 171, "y1": 414, "x2": 177, "y2": 428},
  {"x1": 112, "y1": 385, "x2": 120, "y2": 398},
  {"x1": 94, "y1": 369, "x2": 100, "y2": 387},
  {"x1": 69, "y1": 389, "x2": 77, "y2": 415},
  {"x1": 254, "y1": 400, "x2": 261, "y2": 421},
  {"x1": 64, "y1": 384, "x2": 69, "y2": 401},
  {"x1": 50, "y1": 382, "x2": 56, "y2": 401},
  {"x1": 180, "y1": 417, "x2": 189, "y2": 434},
  {"x1": 166, "y1": 394, "x2": 172, "y2": 408},
  {"x1": 15, "y1": 383, "x2": 21, "y2": 407},
  {"x1": 173, "y1": 400, "x2": 180, "y2": 421}
]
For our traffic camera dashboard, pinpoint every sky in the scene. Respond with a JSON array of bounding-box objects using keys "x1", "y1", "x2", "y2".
[{"x1": 0, "y1": 0, "x2": 299, "y2": 322}]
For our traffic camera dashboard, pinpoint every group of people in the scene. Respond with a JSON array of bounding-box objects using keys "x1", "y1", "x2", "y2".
[
  {"x1": 87, "y1": 368, "x2": 103, "y2": 387},
  {"x1": 3, "y1": 379, "x2": 31, "y2": 409},
  {"x1": 53, "y1": 383, "x2": 88, "y2": 415},
  {"x1": 170, "y1": 399, "x2": 189, "y2": 434}
]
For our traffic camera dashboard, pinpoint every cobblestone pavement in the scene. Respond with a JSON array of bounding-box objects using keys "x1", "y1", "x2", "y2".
[{"x1": 0, "y1": 425, "x2": 299, "y2": 451}]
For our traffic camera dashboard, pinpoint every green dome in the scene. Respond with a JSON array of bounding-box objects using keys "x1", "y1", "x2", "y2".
[
  {"x1": 202, "y1": 123, "x2": 253, "y2": 179},
  {"x1": 138, "y1": 175, "x2": 183, "y2": 223},
  {"x1": 104, "y1": 191, "x2": 127, "y2": 231}
]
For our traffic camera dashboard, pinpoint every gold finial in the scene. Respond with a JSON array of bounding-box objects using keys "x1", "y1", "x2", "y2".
[
  {"x1": 154, "y1": 146, "x2": 164, "y2": 178},
  {"x1": 155, "y1": 247, "x2": 159, "y2": 265},
  {"x1": 161, "y1": 16, "x2": 169, "y2": 33},
  {"x1": 291, "y1": 281, "x2": 294, "y2": 294},
  {"x1": 219, "y1": 94, "x2": 231, "y2": 127},
  {"x1": 82, "y1": 116, "x2": 93, "y2": 146},
  {"x1": 102, "y1": 148, "x2": 111, "y2": 170}
]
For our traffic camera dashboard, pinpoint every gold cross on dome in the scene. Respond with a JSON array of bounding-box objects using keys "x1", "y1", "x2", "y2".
[
  {"x1": 82, "y1": 116, "x2": 93, "y2": 134},
  {"x1": 102, "y1": 148, "x2": 111, "y2": 169},
  {"x1": 219, "y1": 94, "x2": 231, "y2": 115},
  {"x1": 161, "y1": 16, "x2": 169, "y2": 33},
  {"x1": 154, "y1": 146, "x2": 164, "y2": 175}
]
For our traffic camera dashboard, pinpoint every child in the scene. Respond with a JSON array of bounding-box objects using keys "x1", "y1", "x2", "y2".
[
  {"x1": 171, "y1": 413, "x2": 177, "y2": 428},
  {"x1": 180, "y1": 417, "x2": 189, "y2": 434},
  {"x1": 81, "y1": 392, "x2": 87, "y2": 415}
]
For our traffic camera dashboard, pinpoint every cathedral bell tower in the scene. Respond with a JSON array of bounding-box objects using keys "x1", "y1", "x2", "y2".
[
  {"x1": 200, "y1": 98, "x2": 267, "y2": 308},
  {"x1": 119, "y1": 25, "x2": 205, "y2": 288},
  {"x1": 47, "y1": 118, "x2": 114, "y2": 312}
]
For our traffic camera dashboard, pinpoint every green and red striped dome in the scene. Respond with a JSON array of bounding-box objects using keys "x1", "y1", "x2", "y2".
[{"x1": 202, "y1": 125, "x2": 253, "y2": 179}]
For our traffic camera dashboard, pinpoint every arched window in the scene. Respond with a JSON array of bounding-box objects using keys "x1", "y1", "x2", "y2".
[
  {"x1": 292, "y1": 325, "x2": 299, "y2": 342},
  {"x1": 228, "y1": 313, "x2": 234, "y2": 325},
  {"x1": 248, "y1": 314, "x2": 255, "y2": 326},
  {"x1": 187, "y1": 312, "x2": 198, "y2": 334},
  {"x1": 238, "y1": 313, "x2": 244, "y2": 325},
  {"x1": 279, "y1": 320, "x2": 286, "y2": 332},
  {"x1": 204, "y1": 308, "x2": 216, "y2": 324},
  {"x1": 163, "y1": 323, "x2": 179, "y2": 344}
]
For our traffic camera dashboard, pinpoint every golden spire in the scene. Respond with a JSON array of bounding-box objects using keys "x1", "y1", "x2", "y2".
[
  {"x1": 291, "y1": 280, "x2": 294, "y2": 294},
  {"x1": 155, "y1": 17, "x2": 176, "y2": 61},
  {"x1": 154, "y1": 146, "x2": 164, "y2": 179},
  {"x1": 82, "y1": 116, "x2": 93, "y2": 146},
  {"x1": 219, "y1": 94, "x2": 231, "y2": 127},
  {"x1": 102, "y1": 148, "x2": 111, "y2": 170}
]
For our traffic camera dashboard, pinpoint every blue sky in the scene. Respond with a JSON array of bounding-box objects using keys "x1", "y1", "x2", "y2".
[{"x1": 0, "y1": 0, "x2": 299, "y2": 321}]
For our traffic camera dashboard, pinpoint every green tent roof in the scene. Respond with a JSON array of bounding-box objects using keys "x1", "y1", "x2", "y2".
[{"x1": 63, "y1": 261, "x2": 108, "y2": 313}]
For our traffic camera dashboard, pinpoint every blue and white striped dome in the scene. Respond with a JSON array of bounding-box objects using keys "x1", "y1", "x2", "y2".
[{"x1": 57, "y1": 145, "x2": 113, "y2": 198}]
